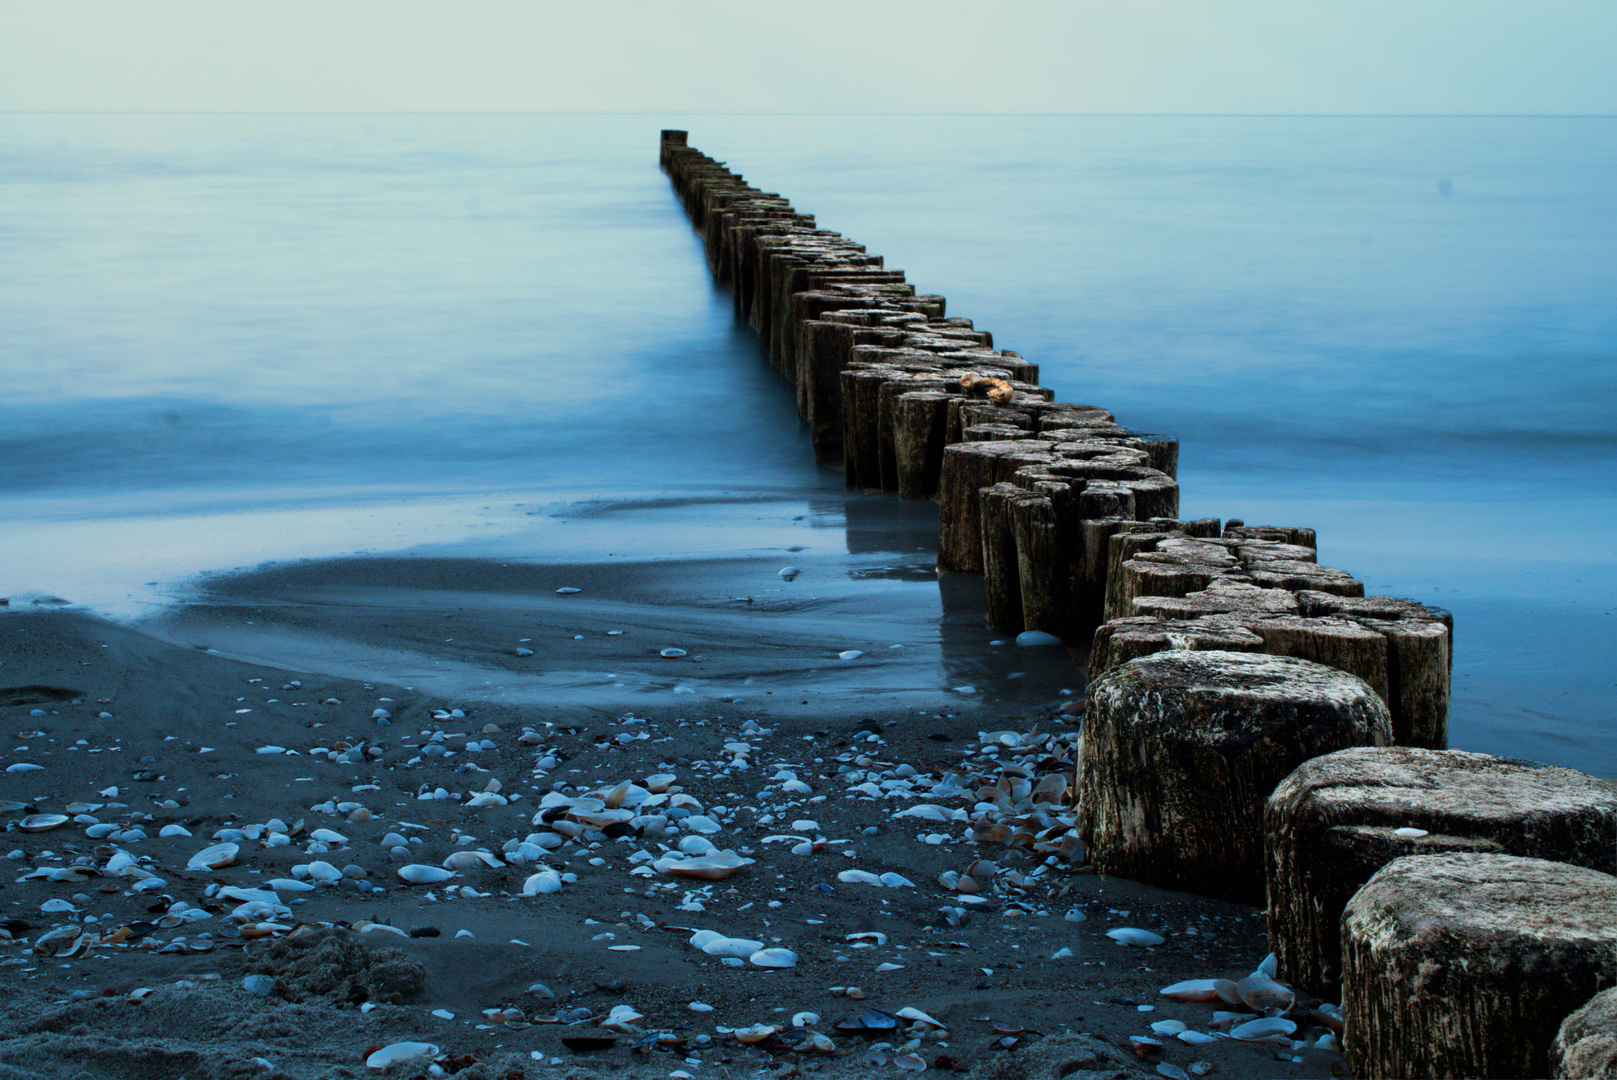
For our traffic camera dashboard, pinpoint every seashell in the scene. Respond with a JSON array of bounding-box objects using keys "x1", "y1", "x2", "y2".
[
  {"x1": 1150, "y1": 1019, "x2": 1187, "y2": 1036},
  {"x1": 1310, "y1": 1002, "x2": 1344, "y2": 1031},
  {"x1": 835, "y1": 1009, "x2": 900, "y2": 1033},
  {"x1": 1236, "y1": 975, "x2": 1295, "y2": 1013},
  {"x1": 309, "y1": 828, "x2": 347, "y2": 844},
  {"x1": 878, "y1": 872, "x2": 916, "y2": 888},
  {"x1": 32, "y1": 925, "x2": 83, "y2": 957},
  {"x1": 749, "y1": 948, "x2": 798, "y2": 968},
  {"x1": 897, "y1": 1006, "x2": 946, "y2": 1029},
  {"x1": 364, "y1": 1042, "x2": 439, "y2": 1069},
  {"x1": 1156, "y1": 1064, "x2": 1192, "y2": 1080},
  {"x1": 656, "y1": 850, "x2": 754, "y2": 880},
  {"x1": 688, "y1": 930, "x2": 725, "y2": 949},
  {"x1": 1394, "y1": 826, "x2": 1429, "y2": 838},
  {"x1": 1106, "y1": 927, "x2": 1165, "y2": 947},
  {"x1": 521, "y1": 870, "x2": 563, "y2": 895},
  {"x1": 1160, "y1": 979, "x2": 1221, "y2": 1002},
  {"x1": 837, "y1": 869, "x2": 883, "y2": 886},
  {"x1": 802, "y1": 1032, "x2": 837, "y2": 1053},
  {"x1": 1015, "y1": 630, "x2": 1063, "y2": 646},
  {"x1": 659, "y1": 648, "x2": 687, "y2": 658},
  {"x1": 441, "y1": 850, "x2": 503, "y2": 871},
  {"x1": 895, "y1": 1054, "x2": 927, "y2": 1071},
  {"x1": 397, "y1": 864, "x2": 454, "y2": 885},
  {"x1": 1177, "y1": 1031, "x2": 1218, "y2": 1046},
  {"x1": 734, "y1": 1023, "x2": 779, "y2": 1043},
  {"x1": 186, "y1": 842, "x2": 238, "y2": 870},
  {"x1": 1213, "y1": 978, "x2": 1243, "y2": 1006},
  {"x1": 19, "y1": 813, "x2": 69, "y2": 832},
  {"x1": 847, "y1": 931, "x2": 887, "y2": 945},
  {"x1": 1254, "y1": 952, "x2": 1278, "y2": 978},
  {"x1": 303, "y1": 860, "x2": 342, "y2": 883},
  {"x1": 701, "y1": 936, "x2": 765, "y2": 959},
  {"x1": 893, "y1": 804, "x2": 961, "y2": 822},
  {"x1": 792, "y1": 1011, "x2": 820, "y2": 1027},
  {"x1": 1230, "y1": 1016, "x2": 1296, "y2": 1042}
]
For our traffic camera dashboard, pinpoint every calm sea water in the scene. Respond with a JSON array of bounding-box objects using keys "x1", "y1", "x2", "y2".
[{"x1": 2, "y1": 114, "x2": 1612, "y2": 773}]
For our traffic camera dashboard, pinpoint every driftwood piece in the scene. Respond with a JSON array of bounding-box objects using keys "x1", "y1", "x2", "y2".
[
  {"x1": 1079, "y1": 650, "x2": 1391, "y2": 905},
  {"x1": 1342, "y1": 853, "x2": 1617, "y2": 1080},
  {"x1": 1555, "y1": 987, "x2": 1617, "y2": 1080},
  {"x1": 1266, "y1": 746, "x2": 1617, "y2": 997}
]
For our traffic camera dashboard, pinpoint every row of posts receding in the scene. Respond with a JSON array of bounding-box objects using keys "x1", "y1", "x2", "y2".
[{"x1": 659, "y1": 128, "x2": 1452, "y2": 749}]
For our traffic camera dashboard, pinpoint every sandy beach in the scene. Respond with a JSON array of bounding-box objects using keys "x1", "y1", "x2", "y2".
[{"x1": 0, "y1": 542, "x2": 1347, "y2": 1080}]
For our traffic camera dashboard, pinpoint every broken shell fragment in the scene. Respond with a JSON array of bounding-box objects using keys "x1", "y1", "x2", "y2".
[
  {"x1": 1106, "y1": 927, "x2": 1165, "y2": 947},
  {"x1": 1236, "y1": 975, "x2": 1296, "y2": 1013},
  {"x1": 365, "y1": 1042, "x2": 439, "y2": 1069},
  {"x1": 186, "y1": 842, "x2": 239, "y2": 870},
  {"x1": 396, "y1": 864, "x2": 454, "y2": 885}
]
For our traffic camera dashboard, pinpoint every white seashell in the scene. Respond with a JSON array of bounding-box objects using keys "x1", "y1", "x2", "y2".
[
  {"x1": 645, "y1": 773, "x2": 676, "y2": 794},
  {"x1": 32, "y1": 925, "x2": 83, "y2": 957},
  {"x1": 837, "y1": 869, "x2": 883, "y2": 886},
  {"x1": 6, "y1": 763, "x2": 44, "y2": 773},
  {"x1": 556, "y1": 586, "x2": 581, "y2": 594},
  {"x1": 1230, "y1": 1016, "x2": 1296, "y2": 1042},
  {"x1": 41, "y1": 898, "x2": 77, "y2": 913},
  {"x1": 264, "y1": 878, "x2": 314, "y2": 892},
  {"x1": 655, "y1": 851, "x2": 754, "y2": 880},
  {"x1": 897, "y1": 1006, "x2": 946, "y2": 1029},
  {"x1": 19, "y1": 813, "x2": 69, "y2": 832},
  {"x1": 878, "y1": 872, "x2": 916, "y2": 888},
  {"x1": 678, "y1": 835, "x2": 718, "y2": 856},
  {"x1": 688, "y1": 930, "x2": 725, "y2": 949},
  {"x1": 1213, "y1": 979, "x2": 1244, "y2": 1007},
  {"x1": 838, "y1": 650, "x2": 864, "y2": 661},
  {"x1": 1254, "y1": 951, "x2": 1279, "y2": 978},
  {"x1": 893, "y1": 804, "x2": 963, "y2": 822},
  {"x1": 749, "y1": 948, "x2": 799, "y2": 968},
  {"x1": 736, "y1": 1022, "x2": 780, "y2": 1043},
  {"x1": 309, "y1": 829, "x2": 347, "y2": 844},
  {"x1": 701, "y1": 936, "x2": 764, "y2": 958},
  {"x1": 1177, "y1": 1031, "x2": 1218, "y2": 1046},
  {"x1": 1160, "y1": 979, "x2": 1221, "y2": 1002},
  {"x1": 521, "y1": 870, "x2": 562, "y2": 895},
  {"x1": 1237, "y1": 975, "x2": 1296, "y2": 1013},
  {"x1": 659, "y1": 648, "x2": 687, "y2": 658},
  {"x1": 364, "y1": 1042, "x2": 439, "y2": 1069},
  {"x1": 682, "y1": 815, "x2": 721, "y2": 834},
  {"x1": 397, "y1": 864, "x2": 454, "y2": 884},
  {"x1": 186, "y1": 842, "x2": 238, "y2": 870},
  {"x1": 1395, "y1": 826, "x2": 1429, "y2": 838},
  {"x1": 304, "y1": 860, "x2": 342, "y2": 883},
  {"x1": 1151, "y1": 1019, "x2": 1187, "y2": 1035},
  {"x1": 158, "y1": 824, "x2": 192, "y2": 838},
  {"x1": 792, "y1": 1011, "x2": 821, "y2": 1027},
  {"x1": 1107, "y1": 927, "x2": 1165, "y2": 947},
  {"x1": 255, "y1": 746, "x2": 286, "y2": 755}
]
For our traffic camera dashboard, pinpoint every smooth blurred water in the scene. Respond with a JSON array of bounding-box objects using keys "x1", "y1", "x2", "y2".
[{"x1": 2, "y1": 113, "x2": 1612, "y2": 772}]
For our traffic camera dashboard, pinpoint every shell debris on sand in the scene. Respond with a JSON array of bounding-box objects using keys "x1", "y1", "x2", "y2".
[{"x1": 0, "y1": 651, "x2": 1342, "y2": 1080}]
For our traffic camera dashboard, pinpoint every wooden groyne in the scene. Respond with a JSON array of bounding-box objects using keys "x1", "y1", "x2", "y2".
[
  {"x1": 662, "y1": 131, "x2": 1617, "y2": 1078},
  {"x1": 659, "y1": 128, "x2": 1451, "y2": 744}
]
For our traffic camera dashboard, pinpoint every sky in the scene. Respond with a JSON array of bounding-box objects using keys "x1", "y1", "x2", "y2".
[{"x1": 1, "y1": 0, "x2": 1614, "y2": 115}]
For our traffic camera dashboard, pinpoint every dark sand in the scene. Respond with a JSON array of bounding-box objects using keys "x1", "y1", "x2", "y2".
[{"x1": 0, "y1": 541, "x2": 1345, "y2": 1079}]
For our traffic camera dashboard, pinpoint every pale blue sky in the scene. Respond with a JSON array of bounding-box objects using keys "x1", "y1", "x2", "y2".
[{"x1": 2, "y1": 0, "x2": 1613, "y2": 114}]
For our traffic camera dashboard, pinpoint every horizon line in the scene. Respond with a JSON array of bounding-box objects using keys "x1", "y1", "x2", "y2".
[{"x1": 3, "y1": 109, "x2": 1614, "y2": 119}]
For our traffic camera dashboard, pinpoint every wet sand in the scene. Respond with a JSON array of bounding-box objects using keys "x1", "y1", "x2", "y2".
[{"x1": 0, "y1": 535, "x2": 1346, "y2": 1079}]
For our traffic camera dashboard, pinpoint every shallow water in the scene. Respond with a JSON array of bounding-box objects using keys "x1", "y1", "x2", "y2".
[{"x1": 2, "y1": 114, "x2": 1612, "y2": 773}]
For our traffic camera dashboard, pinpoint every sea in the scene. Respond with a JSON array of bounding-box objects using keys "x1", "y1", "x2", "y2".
[{"x1": 1, "y1": 113, "x2": 1613, "y2": 775}]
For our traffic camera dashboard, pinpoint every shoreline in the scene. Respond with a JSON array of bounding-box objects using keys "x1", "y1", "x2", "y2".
[{"x1": 0, "y1": 600, "x2": 1342, "y2": 1079}]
